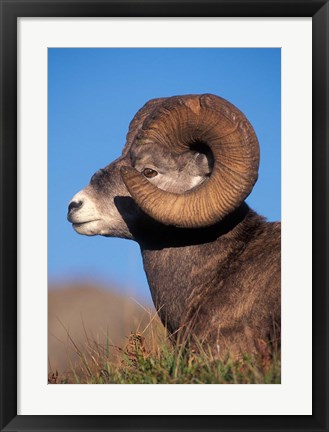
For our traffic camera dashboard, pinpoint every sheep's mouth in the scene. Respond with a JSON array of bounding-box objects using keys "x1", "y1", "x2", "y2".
[
  {"x1": 71, "y1": 219, "x2": 102, "y2": 236},
  {"x1": 72, "y1": 219, "x2": 100, "y2": 227}
]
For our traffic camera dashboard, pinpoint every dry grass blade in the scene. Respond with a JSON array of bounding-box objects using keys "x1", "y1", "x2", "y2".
[{"x1": 49, "y1": 311, "x2": 280, "y2": 384}]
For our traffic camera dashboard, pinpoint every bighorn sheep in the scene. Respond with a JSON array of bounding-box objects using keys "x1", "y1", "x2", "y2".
[{"x1": 67, "y1": 94, "x2": 281, "y2": 357}]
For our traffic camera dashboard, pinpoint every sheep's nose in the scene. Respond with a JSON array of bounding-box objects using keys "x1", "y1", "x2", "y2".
[{"x1": 68, "y1": 200, "x2": 83, "y2": 213}]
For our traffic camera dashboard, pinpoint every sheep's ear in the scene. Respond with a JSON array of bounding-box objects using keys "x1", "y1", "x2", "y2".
[{"x1": 194, "y1": 151, "x2": 213, "y2": 176}]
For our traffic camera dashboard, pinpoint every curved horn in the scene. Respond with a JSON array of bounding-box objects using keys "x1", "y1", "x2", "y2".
[
  {"x1": 122, "y1": 97, "x2": 166, "y2": 156},
  {"x1": 121, "y1": 94, "x2": 260, "y2": 228}
]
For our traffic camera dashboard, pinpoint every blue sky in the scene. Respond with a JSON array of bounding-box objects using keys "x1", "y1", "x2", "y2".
[{"x1": 48, "y1": 48, "x2": 281, "y2": 302}]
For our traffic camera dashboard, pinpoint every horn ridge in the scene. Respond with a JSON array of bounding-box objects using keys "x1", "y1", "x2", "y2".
[{"x1": 121, "y1": 94, "x2": 260, "y2": 228}]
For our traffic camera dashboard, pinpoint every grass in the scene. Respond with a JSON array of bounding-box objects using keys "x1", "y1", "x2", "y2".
[{"x1": 48, "y1": 309, "x2": 281, "y2": 384}]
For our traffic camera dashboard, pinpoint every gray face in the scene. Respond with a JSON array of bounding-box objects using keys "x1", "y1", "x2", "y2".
[{"x1": 67, "y1": 142, "x2": 213, "y2": 239}]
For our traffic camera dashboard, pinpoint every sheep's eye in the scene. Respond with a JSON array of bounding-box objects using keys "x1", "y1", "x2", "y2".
[{"x1": 143, "y1": 168, "x2": 158, "y2": 178}]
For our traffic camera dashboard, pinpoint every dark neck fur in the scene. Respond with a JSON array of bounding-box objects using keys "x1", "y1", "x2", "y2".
[{"x1": 135, "y1": 202, "x2": 251, "y2": 251}]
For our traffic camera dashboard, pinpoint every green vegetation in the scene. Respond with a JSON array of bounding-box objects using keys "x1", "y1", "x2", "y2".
[{"x1": 49, "y1": 315, "x2": 281, "y2": 384}]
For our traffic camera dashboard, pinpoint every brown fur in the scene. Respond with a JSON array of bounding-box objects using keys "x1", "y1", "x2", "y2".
[{"x1": 139, "y1": 205, "x2": 280, "y2": 357}]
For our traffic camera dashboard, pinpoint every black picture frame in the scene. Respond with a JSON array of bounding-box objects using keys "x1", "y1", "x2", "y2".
[{"x1": 1, "y1": 1, "x2": 328, "y2": 431}]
